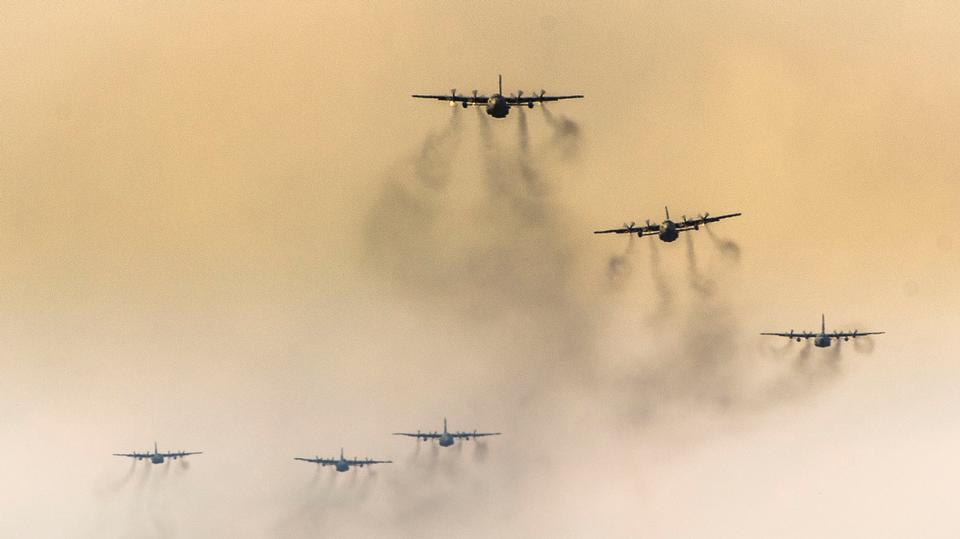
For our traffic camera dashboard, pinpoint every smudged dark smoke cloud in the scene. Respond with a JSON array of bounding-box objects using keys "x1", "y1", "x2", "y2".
[
  {"x1": 684, "y1": 233, "x2": 717, "y2": 297},
  {"x1": 646, "y1": 239, "x2": 676, "y2": 319},
  {"x1": 540, "y1": 106, "x2": 582, "y2": 160},
  {"x1": 95, "y1": 459, "x2": 137, "y2": 497},
  {"x1": 605, "y1": 234, "x2": 635, "y2": 291},
  {"x1": 705, "y1": 225, "x2": 742, "y2": 262},
  {"x1": 359, "y1": 107, "x2": 844, "y2": 536},
  {"x1": 853, "y1": 335, "x2": 876, "y2": 354},
  {"x1": 517, "y1": 107, "x2": 529, "y2": 154}
]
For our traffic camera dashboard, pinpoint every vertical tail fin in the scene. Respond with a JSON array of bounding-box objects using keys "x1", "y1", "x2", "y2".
[
  {"x1": 154, "y1": 441, "x2": 158, "y2": 455},
  {"x1": 340, "y1": 447, "x2": 344, "y2": 460},
  {"x1": 443, "y1": 417, "x2": 448, "y2": 433},
  {"x1": 664, "y1": 206, "x2": 670, "y2": 220},
  {"x1": 498, "y1": 74, "x2": 503, "y2": 96},
  {"x1": 821, "y1": 313, "x2": 825, "y2": 333}
]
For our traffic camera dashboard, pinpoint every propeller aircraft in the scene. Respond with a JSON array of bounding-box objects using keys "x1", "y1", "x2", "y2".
[
  {"x1": 412, "y1": 75, "x2": 583, "y2": 118},
  {"x1": 594, "y1": 207, "x2": 741, "y2": 243},
  {"x1": 761, "y1": 314, "x2": 884, "y2": 348},
  {"x1": 393, "y1": 418, "x2": 501, "y2": 448},
  {"x1": 113, "y1": 442, "x2": 201, "y2": 465}
]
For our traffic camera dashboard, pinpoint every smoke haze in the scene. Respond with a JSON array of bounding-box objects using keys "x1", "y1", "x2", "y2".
[{"x1": 2, "y1": 2, "x2": 960, "y2": 537}]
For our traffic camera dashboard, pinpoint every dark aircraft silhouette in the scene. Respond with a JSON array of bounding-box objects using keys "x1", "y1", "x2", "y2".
[
  {"x1": 762, "y1": 314, "x2": 884, "y2": 348},
  {"x1": 594, "y1": 207, "x2": 741, "y2": 243},
  {"x1": 294, "y1": 448, "x2": 391, "y2": 472},
  {"x1": 412, "y1": 75, "x2": 583, "y2": 118},
  {"x1": 113, "y1": 442, "x2": 201, "y2": 465},
  {"x1": 393, "y1": 418, "x2": 501, "y2": 447}
]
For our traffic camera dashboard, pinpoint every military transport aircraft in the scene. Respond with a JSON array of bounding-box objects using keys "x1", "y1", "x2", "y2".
[
  {"x1": 113, "y1": 442, "x2": 201, "y2": 464},
  {"x1": 294, "y1": 448, "x2": 392, "y2": 472},
  {"x1": 761, "y1": 314, "x2": 884, "y2": 348},
  {"x1": 393, "y1": 418, "x2": 501, "y2": 448},
  {"x1": 594, "y1": 207, "x2": 741, "y2": 243},
  {"x1": 412, "y1": 75, "x2": 583, "y2": 118}
]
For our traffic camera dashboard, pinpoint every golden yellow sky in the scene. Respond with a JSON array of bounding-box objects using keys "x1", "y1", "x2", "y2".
[{"x1": 1, "y1": 2, "x2": 959, "y2": 537}]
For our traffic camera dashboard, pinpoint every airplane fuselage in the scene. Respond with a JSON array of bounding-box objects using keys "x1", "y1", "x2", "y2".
[
  {"x1": 335, "y1": 460, "x2": 350, "y2": 472},
  {"x1": 151, "y1": 455, "x2": 164, "y2": 464},
  {"x1": 485, "y1": 95, "x2": 511, "y2": 118},
  {"x1": 439, "y1": 433, "x2": 454, "y2": 447},
  {"x1": 814, "y1": 334, "x2": 832, "y2": 348},
  {"x1": 658, "y1": 220, "x2": 679, "y2": 242}
]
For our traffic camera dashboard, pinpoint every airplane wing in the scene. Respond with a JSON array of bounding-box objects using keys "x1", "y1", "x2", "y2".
[
  {"x1": 412, "y1": 92, "x2": 488, "y2": 105},
  {"x1": 392, "y1": 432, "x2": 442, "y2": 439},
  {"x1": 507, "y1": 93, "x2": 584, "y2": 104},
  {"x1": 451, "y1": 431, "x2": 501, "y2": 439},
  {"x1": 760, "y1": 331, "x2": 816, "y2": 339},
  {"x1": 160, "y1": 451, "x2": 202, "y2": 458},
  {"x1": 345, "y1": 458, "x2": 393, "y2": 466},
  {"x1": 831, "y1": 331, "x2": 885, "y2": 338},
  {"x1": 294, "y1": 457, "x2": 338, "y2": 465},
  {"x1": 593, "y1": 222, "x2": 661, "y2": 235},
  {"x1": 113, "y1": 452, "x2": 150, "y2": 459},
  {"x1": 676, "y1": 212, "x2": 742, "y2": 232}
]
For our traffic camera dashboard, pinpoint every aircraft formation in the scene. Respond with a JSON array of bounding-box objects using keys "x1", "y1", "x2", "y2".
[
  {"x1": 111, "y1": 74, "x2": 883, "y2": 477},
  {"x1": 113, "y1": 419, "x2": 500, "y2": 473}
]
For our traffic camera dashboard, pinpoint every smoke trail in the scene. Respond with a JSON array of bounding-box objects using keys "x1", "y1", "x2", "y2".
[
  {"x1": 540, "y1": 106, "x2": 582, "y2": 160},
  {"x1": 792, "y1": 338, "x2": 814, "y2": 369},
  {"x1": 853, "y1": 335, "x2": 876, "y2": 354},
  {"x1": 826, "y1": 338, "x2": 843, "y2": 368},
  {"x1": 684, "y1": 233, "x2": 716, "y2": 297},
  {"x1": 135, "y1": 461, "x2": 152, "y2": 492},
  {"x1": 310, "y1": 463, "x2": 323, "y2": 485},
  {"x1": 95, "y1": 458, "x2": 138, "y2": 496},
  {"x1": 646, "y1": 240, "x2": 675, "y2": 319},
  {"x1": 413, "y1": 111, "x2": 462, "y2": 191},
  {"x1": 605, "y1": 234, "x2": 636, "y2": 291},
  {"x1": 363, "y1": 115, "x2": 464, "y2": 293},
  {"x1": 704, "y1": 224, "x2": 742, "y2": 262},
  {"x1": 787, "y1": 340, "x2": 841, "y2": 395},
  {"x1": 517, "y1": 106, "x2": 529, "y2": 154},
  {"x1": 323, "y1": 467, "x2": 337, "y2": 488},
  {"x1": 756, "y1": 336, "x2": 794, "y2": 358},
  {"x1": 474, "y1": 440, "x2": 488, "y2": 463}
]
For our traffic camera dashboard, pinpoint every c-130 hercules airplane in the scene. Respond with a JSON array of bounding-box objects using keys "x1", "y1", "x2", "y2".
[
  {"x1": 393, "y1": 418, "x2": 501, "y2": 447},
  {"x1": 761, "y1": 314, "x2": 884, "y2": 348},
  {"x1": 294, "y1": 448, "x2": 392, "y2": 472},
  {"x1": 594, "y1": 207, "x2": 741, "y2": 243},
  {"x1": 113, "y1": 442, "x2": 202, "y2": 464},
  {"x1": 412, "y1": 75, "x2": 583, "y2": 118}
]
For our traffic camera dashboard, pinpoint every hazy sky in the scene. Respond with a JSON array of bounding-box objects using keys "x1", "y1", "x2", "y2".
[{"x1": 2, "y1": 2, "x2": 959, "y2": 537}]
